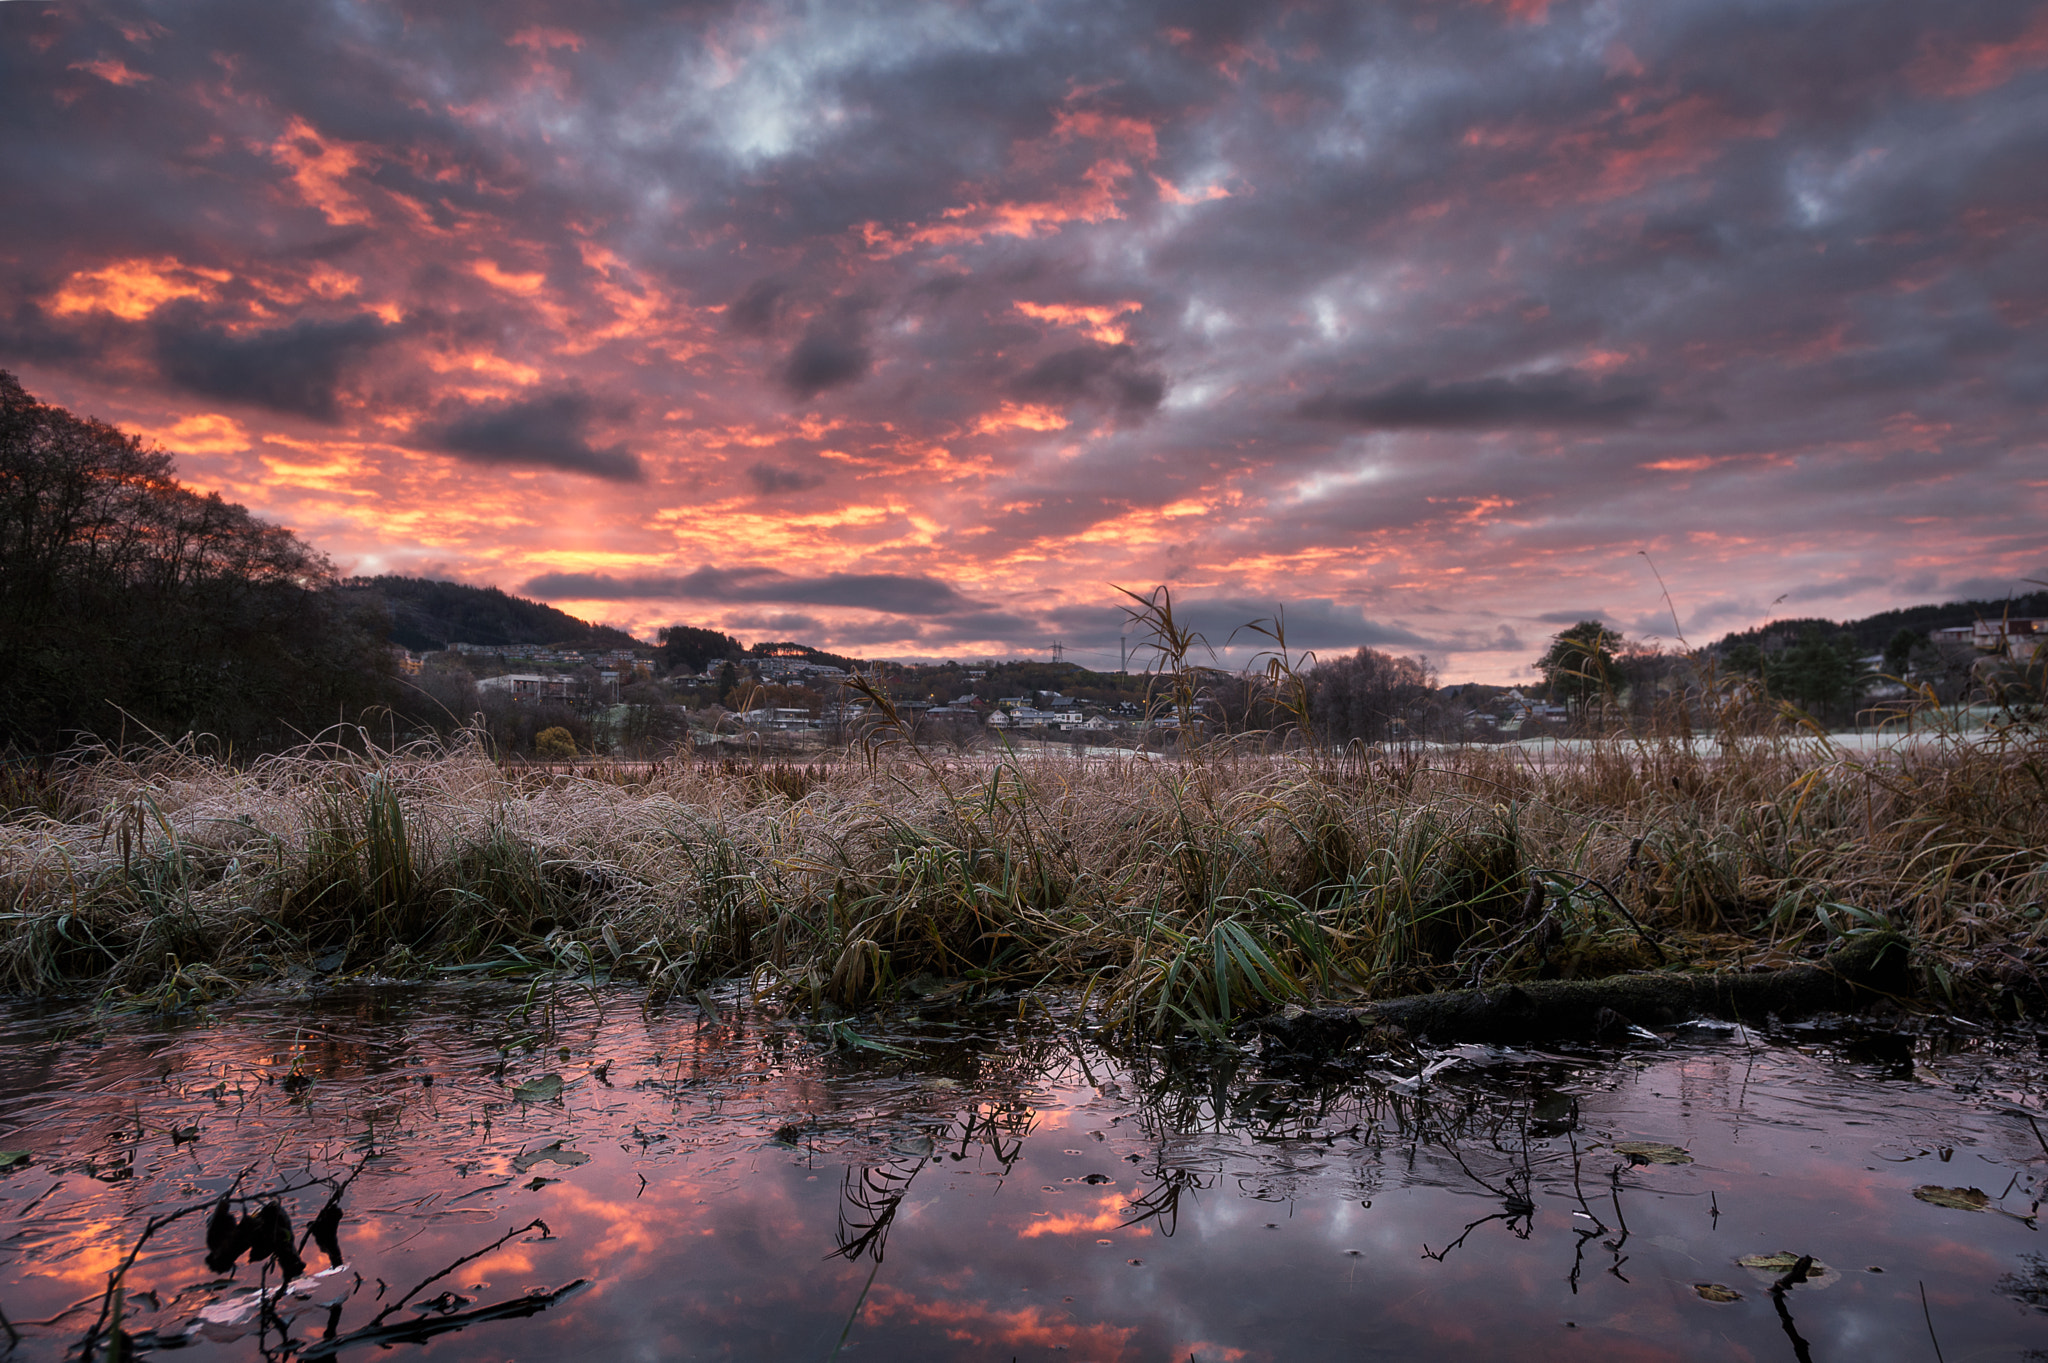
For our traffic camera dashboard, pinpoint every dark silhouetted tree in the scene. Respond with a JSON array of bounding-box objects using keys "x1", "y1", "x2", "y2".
[
  {"x1": 0, "y1": 371, "x2": 393, "y2": 752},
  {"x1": 1307, "y1": 647, "x2": 1436, "y2": 745},
  {"x1": 657, "y1": 623, "x2": 744, "y2": 673},
  {"x1": 1536, "y1": 620, "x2": 1622, "y2": 720}
]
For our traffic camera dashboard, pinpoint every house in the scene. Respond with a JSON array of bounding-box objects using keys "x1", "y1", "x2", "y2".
[
  {"x1": 477, "y1": 673, "x2": 579, "y2": 701},
  {"x1": 732, "y1": 706, "x2": 813, "y2": 730},
  {"x1": 1929, "y1": 619, "x2": 2047, "y2": 663},
  {"x1": 1972, "y1": 618, "x2": 2047, "y2": 662}
]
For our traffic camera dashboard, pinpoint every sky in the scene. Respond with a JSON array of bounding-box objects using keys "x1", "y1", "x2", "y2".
[{"x1": 4, "y1": 0, "x2": 2045, "y2": 681}]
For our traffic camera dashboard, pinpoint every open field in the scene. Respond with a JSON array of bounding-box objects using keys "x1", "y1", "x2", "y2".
[{"x1": 2, "y1": 724, "x2": 2044, "y2": 1031}]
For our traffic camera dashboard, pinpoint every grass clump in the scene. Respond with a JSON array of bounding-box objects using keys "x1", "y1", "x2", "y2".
[{"x1": 0, "y1": 718, "x2": 2044, "y2": 1032}]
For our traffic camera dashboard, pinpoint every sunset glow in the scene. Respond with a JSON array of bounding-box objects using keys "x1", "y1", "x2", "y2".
[{"x1": 5, "y1": 0, "x2": 2044, "y2": 679}]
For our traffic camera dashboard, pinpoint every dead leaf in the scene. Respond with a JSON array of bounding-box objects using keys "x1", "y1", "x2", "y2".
[
  {"x1": 511, "y1": 1074, "x2": 566, "y2": 1102},
  {"x1": 512, "y1": 1141, "x2": 589, "y2": 1173},
  {"x1": 1738, "y1": 1252, "x2": 1815, "y2": 1271},
  {"x1": 1694, "y1": 1283, "x2": 1743, "y2": 1303},
  {"x1": 1613, "y1": 1141, "x2": 1693, "y2": 1165},
  {"x1": 1913, "y1": 1185, "x2": 1990, "y2": 1212}
]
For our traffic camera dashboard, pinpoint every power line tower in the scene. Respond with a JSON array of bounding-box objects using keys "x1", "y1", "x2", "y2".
[{"x1": 1049, "y1": 640, "x2": 1065, "y2": 663}]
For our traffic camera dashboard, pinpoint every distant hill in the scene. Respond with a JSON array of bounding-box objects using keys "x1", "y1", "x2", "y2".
[
  {"x1": 1709, "y1": 588, "x2": 2048, "y2": 655},
  {"x1": 747, "y1": 640, "x2": 865, "y2": 673},
  {"x1": 342, "y1": 576, "x2": 645, "y2": 652}
]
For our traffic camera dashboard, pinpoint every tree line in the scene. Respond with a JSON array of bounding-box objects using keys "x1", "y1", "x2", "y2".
[{"x1": 1, "y1": 372, "x2": 395, "y2": 754}]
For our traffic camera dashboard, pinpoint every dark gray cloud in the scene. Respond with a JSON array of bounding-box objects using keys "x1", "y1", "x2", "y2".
[
  {"x1": 745, "y1": 461, "x2": 824, "y2": 495},
  {"x1": 781, "y1": 302, "x2": 871, "y2": 398},
  {"x1": 521, "y1": 567, "x2": 984, "y2": 615},
  {"x1": 418, "y1": 390, "x2": 642, "y2": 482},
  {"x1": 6, "y1": 0, "x2": 2046, "y2": 678},
  {"x1": 1013, "y1": 343, "x2": 1165, "y2": 416},
  {"x1": 1299, "y1": 372, "x2": 1655, "y2": 431},
  {"x1": 153, "y1": 313, "x2": 396, "y2": 422},
  {"x1": 725, "y1": 279, "x2": 786, "y2": 337}
]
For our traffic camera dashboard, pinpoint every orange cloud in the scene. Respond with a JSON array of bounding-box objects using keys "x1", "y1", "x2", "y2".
[
  {"x1": 510, "y1": 26, "x2": 583, "y2": 53},
  {"x1": 1153, "y1": 175, "x2": 1231, "y2": 206},
  {"x1": 861, "y1": 159, "x2": 1137, "y2": 255},
  {"x1": 267, "y1": 117, "x2": 373, "y2": 225},
  {"x1": 1017, "y1": 1192, "x2": 1134, "y2": 1238},
  {"x1": 1052, "y1": 108, "x2": 1158, "y2": 160},
  {"x1": 973, "y1": 403, "x2": 1070, "y2": 435},
  {"x1": 471, "y1": 260, "x2": 548, "y2": 295},
  {"x1": 48, "y1": 256, "x2": 231, "y2": 319},
  {"x1": 862, "y1": 1285, "x2": 1139, "y2": 1357},
  {"x1": 1014, "y1": 300, "x2": 1143, "y2": 344},
  {"x1": 1910, "y1": 8, "x2": 2048, "y2": 97},
  {"x1": 141, "y1": 413, "x2": 252, "y2": 456},
  {"x1": 1471, "y1": 0, "x2": 1552, "y2": 21},
  {"x1": 70, "y1": 57, "x2": 151, "y2": 85}
]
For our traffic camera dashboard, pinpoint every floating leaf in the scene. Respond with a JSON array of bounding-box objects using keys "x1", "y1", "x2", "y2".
[
  {"x1": 310, "y1": 1197, "x2": 344, "y2": 1266},
  {"x1": 0, "y1": 1150, "x2": 31, "y2": 1171},
  {"x1": 1914, "y1": 1185, "x2": 1991, "y2": 1212},
  {"x1": 1694, "y1": 1283, "x2": 1743, "y2": 1303},
  {"x1": 1738, "y1": 1252, "x2": 1814, "y2": 1271},
  {"x1": 512, "y1": 1141, "x2": 589, "y2": 1173},
  {"x1": 1614, "y1": 1141, "x2": 1693, "y2": 1165},
  {"x1": 511, "y1": 1073, "x2": 565, "y2": 1102}
]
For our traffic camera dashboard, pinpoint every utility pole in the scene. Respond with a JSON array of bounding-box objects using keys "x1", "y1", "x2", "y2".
[{"x1": 1119, "y1": 635, "x2": 1127, "y2": 674}]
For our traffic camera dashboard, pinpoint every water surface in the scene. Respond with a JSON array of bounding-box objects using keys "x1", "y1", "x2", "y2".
[{"x1": 1, "y1": 985, "x2": 2043, "y2": 1361}]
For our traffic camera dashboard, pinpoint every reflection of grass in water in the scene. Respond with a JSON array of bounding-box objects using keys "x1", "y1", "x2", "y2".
[
  {"x1": 0, "y1": 717, "x2": 2043, "y2": 1031},
  {"x1": 2001, "y1": 1254, "x2": 2048, "y2": 1312}
]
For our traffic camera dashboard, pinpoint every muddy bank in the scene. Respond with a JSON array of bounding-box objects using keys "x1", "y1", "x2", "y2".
[{"x1": 1257, "y1": 932, "x2": 1917, "y2": 1052}]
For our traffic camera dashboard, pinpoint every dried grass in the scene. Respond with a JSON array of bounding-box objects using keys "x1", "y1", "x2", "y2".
[{"x1": 1, "y1": 722, "x2": 2043, "y2": 1028}]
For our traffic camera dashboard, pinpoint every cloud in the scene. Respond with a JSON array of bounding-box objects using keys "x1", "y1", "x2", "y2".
[
  {"x1": 8, "y1": 0, "x2": 2048, "y2": 683},
  {"x1": 782, "y1": 303, "x2": 871, "y2": 398},
  {"x1": 746, "y1": 461, "x2": 824, "y2": 495},
  {"x1": 1298, "y1": 371, "x2": 1654, "y2": 430},
  {"x1": 152, "y1": 312, "x2": 394, "y2": 421},
  {"x1": 1012, "y1": 342, "x2": 1165, "y2": 415},
  {"x1": 725, "y1": 279, "x2": 786, "y2": 337},
  {"x1": 417, "y1": 390, "x2": 643, "y2": 482},
  {"x1": 521, "y1": 567, "x2": 984, "y2": 616}
]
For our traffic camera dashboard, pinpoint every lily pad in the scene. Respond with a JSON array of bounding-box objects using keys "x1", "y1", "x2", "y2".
[
  {"x1": 511, "y1": 1073, "x2": 565, "y2": 1102},
  {"x1": 1738, "y1": 1252, "x2": 1821, "y2": 1272},
  {"x1": 1613, "y1": 1141, "x2": 1693, "y2": 1165},
  {"x1": 1693, "y1": 1283, "x2": 1743, "y2": 1303},
  {"x1": 1913, "y1": 1185, "x2": 1991, "y2": 1212},
  {"x1": 1736, "y1": 1251, "x2": 1838, "y2": 1289},
  {"x1": 0, "y1": 1150, "x2": 30, "y2": 1172},
  {"x1": 511, "y1": 1141, "x2": 589, "y2": 1173}
]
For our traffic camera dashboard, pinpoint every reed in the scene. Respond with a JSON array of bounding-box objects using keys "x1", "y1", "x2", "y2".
[{"x1": 0, "y1": 717, "x2": 2043, "y2": 1029}]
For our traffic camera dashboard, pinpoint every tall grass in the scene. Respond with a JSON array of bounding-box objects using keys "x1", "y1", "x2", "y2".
[{"x1": 1, "y1": 720, "x2": 2043, "y2": 1028}]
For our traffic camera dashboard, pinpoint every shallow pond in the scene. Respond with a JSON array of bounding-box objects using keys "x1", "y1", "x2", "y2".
[{"x1": 1, "y1": 985, "x2": 2044, "y2": 1361}]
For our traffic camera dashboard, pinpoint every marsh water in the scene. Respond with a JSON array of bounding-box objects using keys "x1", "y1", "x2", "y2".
[{"x1": 1, "y1": 984, "x2": 2044, "y2": 1362}]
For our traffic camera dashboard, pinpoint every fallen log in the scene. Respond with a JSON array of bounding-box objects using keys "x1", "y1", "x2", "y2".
[{"x1": 1255, "y1": 932, "x2": 1914, "y2": 1053}]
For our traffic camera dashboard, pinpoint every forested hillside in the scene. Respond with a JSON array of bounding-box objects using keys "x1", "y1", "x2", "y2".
[
  {"x1": 1711, "y1": 589, "x2": 2048, "y2": 656},
  {"x1": 344, "y1": 576, "x2": 644, "y2": 652},
  {"x1": 0, "y1": 372, "x2": 393, "y2": 752}
]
